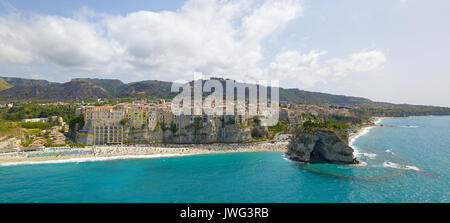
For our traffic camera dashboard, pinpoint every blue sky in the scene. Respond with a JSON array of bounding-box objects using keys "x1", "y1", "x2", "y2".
[
  {"x1": 0, "y1": 0, "x2": 449, "y2": 107},
  {"x1": 0, "y1": 0, "x2": 184, "y2": 15}
]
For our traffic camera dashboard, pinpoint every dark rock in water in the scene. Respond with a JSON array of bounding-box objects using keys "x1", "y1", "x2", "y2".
[{"x1": 286, "y1": 129, "x2": 359, "y2": 164}]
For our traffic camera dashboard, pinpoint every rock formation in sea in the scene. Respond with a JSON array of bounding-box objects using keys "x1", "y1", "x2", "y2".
[{"x1": 286, "y1": 129, "x2": 359, "y2": 164}]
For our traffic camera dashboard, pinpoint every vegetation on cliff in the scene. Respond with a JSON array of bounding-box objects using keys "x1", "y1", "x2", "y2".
[
  {"x1": 20, "y1": 122, "x2": 53, "y2": 129},
  {"x1": 69, "y1": 116, "x2": 85, "y2": 133},
  {"x1": 0, "y1": 78, "x2": 13, "y2": 92},
  {"x1": 0, "y1": 102, "x2": 77, "y2": 122},
  {"x1": 354, "y1": 104, "x2": 450, "y2": 117},
  {"x1": 302, "y1": 119, "x2": 349, "y2": 130},
  {"x1": 0, "y1": 121, "x2": 24, "y2": 152}
]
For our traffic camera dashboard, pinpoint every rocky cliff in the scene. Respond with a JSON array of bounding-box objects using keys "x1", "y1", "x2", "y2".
[
  {"x1": 0, "y1": 136, "x2": 22, "y2": 151},
  {"x1": 286, "y1": 129, "x2": 358, "y2": 164},
  {"x1": 0, "y1": 128, "x2": 24, "y2": 152}
]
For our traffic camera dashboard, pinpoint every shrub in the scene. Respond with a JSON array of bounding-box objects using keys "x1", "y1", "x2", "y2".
[{"x1": 20, "y1": 122, "x2": 52, "y2": 129}]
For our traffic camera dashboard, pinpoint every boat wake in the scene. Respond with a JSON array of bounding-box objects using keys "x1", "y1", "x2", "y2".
[
  {"x1": 383, "y1": 161, "x2": 423, "y2": 172},
  {"x1": 362, "y1": 153, "x2": 377, "y2": 159},
  {"x1": 351, "y1": 161, "x2": 367, "y2": 167},
  {"x1": 399, "y1": 125, "x2": 420, "y2": 128}
]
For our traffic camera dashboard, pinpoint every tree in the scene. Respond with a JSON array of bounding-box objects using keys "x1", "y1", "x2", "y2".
[
  {"x1": 69, "y1": 116, "x2": 84, "y2": 132},
  {"x1": 186, "y1": 117, "x2": 203, "y2": 143},
  {"x1": 251, "y1": 127, "x2": 266, "y2": 138},
  {"x1": 226, "y1": 116, "x2": 235, "y2": 125},
  {"x1": 160, "y1": 122, "x2": 168, "y2": 131},
  {"x1": 302, "y1": 119, "x2": 349, "y2": 130},
  {"x1": 20, "y1": 122, "x2": 52, "y2": 129},
  {"x1": 170, "y1": 122, "x2": 178, "y2": 134},
  {"x1": 269, "y1": 119, "x2": 289, "y2": 133},
  {"x1": 253, "y1": 117, "x2": 261, "y2": 125}
]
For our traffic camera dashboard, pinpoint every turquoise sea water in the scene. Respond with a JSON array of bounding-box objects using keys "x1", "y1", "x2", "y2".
[{"x1": 0, "y1": 116, "x2": 449, "y2": 203}]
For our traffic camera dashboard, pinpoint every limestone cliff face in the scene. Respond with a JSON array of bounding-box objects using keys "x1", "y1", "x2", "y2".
[
  {"x1": 0, "y1": 128, "x2": 24, "y2": 152},
  {"x1": 286, "y1": 129, "x2": 358, "y2": 164},
  {"x1": 78, "y1": 115, "x2": 258, "y2": 145},
  {"x1": 0, "y1": 136, "x2": 22, "y2": 151}
]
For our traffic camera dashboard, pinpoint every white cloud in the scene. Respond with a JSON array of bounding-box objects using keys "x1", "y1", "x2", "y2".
[
  {"x1": 0, "y1": 15, "x2": 33, "y2": 64},
  {"x1": 327, "y1": 50, "x2": 387, "y2": 77},
  {"x1": 266, "y1": 49, "x2": 387, "y2": 88},
  {"x1": 103, "y1": 0, "x2": 303, "y2": 81},
  {"x1": 0, "y1": 0, "x2": 304, "y2": 81},
  {"x1": 242, "y1": 0, "x2": 302, "y2": 42},
  {"x1": 0, "y1": 0, "x2": 386, "y2": 88},
  {"x1": 0, "y1": 13, "x2": 114, "y2": 70},
  {"x1": 267, "y1": 50, "x2": 329, "y2": 87}
]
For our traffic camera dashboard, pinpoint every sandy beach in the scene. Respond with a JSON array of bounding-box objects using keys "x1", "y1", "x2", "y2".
[
  {"x1": 349, "y1": 117, "x2": 383, "y2": 160},
  {"x1": 0, "y1": 119, "x2": 383, "y2": 167},
  {"x1": 0, "y1": 141, "x2": 290, "y2": 166},
  {"x1": 349, "y1": 117, "x2": 383, "y2": 142}
]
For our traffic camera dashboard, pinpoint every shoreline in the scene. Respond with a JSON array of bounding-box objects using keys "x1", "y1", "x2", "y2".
[
  {"x1": 0, "y1": 141, "x2": 289, "y2": 166},
  {"x1": 349, "y1": 117, "x2": 383, "y2": 158},
  {"x1": 0, "y1": 118, "x2": 386, "y2": 167}
]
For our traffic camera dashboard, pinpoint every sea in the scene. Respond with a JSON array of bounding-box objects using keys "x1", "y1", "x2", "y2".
[{"x1": 0, "y1": 116, "x2": 449, "y2": 203}]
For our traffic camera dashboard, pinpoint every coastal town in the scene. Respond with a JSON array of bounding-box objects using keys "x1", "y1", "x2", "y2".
[
  {"x1": 1, "y1": 76, "x2": 447, "y2": 165},
  {"x1": 1, "y1": 0, "x2": 449, "y2": 206},
  {"x1": 0, "y1": 94, "x2": 368, "y2": 164}
]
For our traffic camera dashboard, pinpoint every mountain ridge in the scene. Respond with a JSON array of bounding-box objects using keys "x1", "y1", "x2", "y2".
[{"x1": 0, "y1": 76, "x2": 448, "y2": 112}]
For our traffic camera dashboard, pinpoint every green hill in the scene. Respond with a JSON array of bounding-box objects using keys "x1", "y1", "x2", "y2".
[
  {"x1": 0, "y1": 76, "x2": 52, "y2": 87},
  {"x1": 71, "y1": 78, "x2": 130, "y2": 96},
  {"x1": 0, "y1": 78, "x2": 13, "y2": 92},
  {"x1": 0, "y1": 76, "x2": 449, "y2": 117},
  {"x1": 280, "y1": 88, "x2": 372, "y2": 105}
]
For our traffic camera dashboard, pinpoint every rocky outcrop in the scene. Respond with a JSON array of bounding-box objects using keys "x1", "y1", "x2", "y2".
[
  {"x1": 0, "y1": 136, "x2": 23, "y2": 152},
  {"x1": 286, "y1": 129, "x2": 358, "y2": 164}
]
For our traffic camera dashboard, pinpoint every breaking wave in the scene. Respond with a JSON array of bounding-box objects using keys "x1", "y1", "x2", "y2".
[
  {"x1": 0, "y1": 154, "x2": 191, "y2": 167},
  {"x1": 374, "y1": 117, "x2": 384, "y2": 125},
  {"x1": 283, "y1": 154, "x2": 305, "y2": 163},
  {"x1": 350, "y1": 126, "x2": 374, "y2": 158}
]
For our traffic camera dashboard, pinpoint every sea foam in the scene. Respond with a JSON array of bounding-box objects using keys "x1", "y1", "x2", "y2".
[
  {"x1": 374, "y1": 117, "x2": 384, "y2": 125},
  {"x1": 282, "y1": 154, "x2": 305, "y2": 163},
  {"x1": 350, "y1": 126, "x2": 374, "y2": 158}
]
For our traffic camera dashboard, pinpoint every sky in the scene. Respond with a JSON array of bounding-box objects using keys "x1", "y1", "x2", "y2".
[{"x1": 0, "y1": 0, "x2": 449, "y2": 107}]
